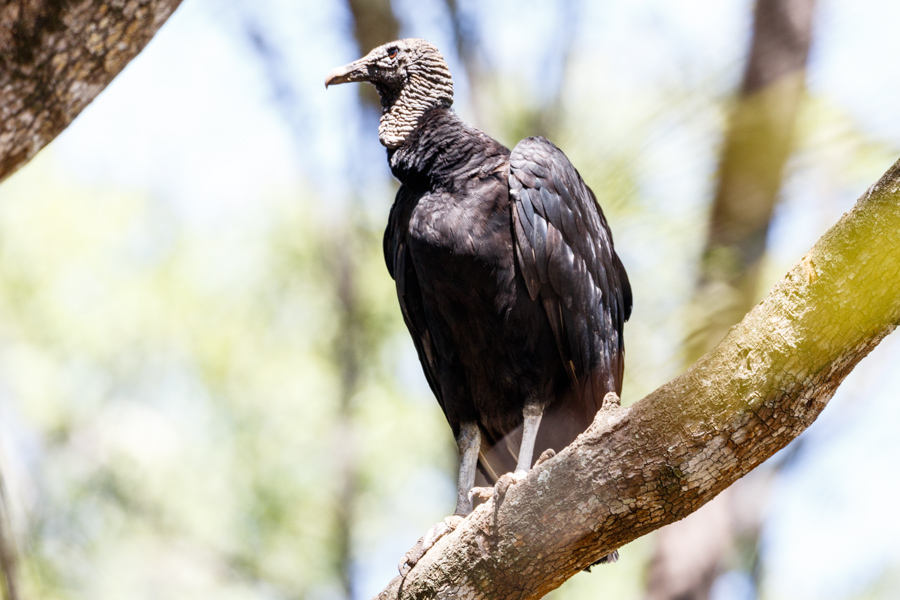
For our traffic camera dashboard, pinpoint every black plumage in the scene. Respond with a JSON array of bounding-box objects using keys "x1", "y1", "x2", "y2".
[{"x1": 327, "y1": 39, "x2": 631, "y2": 524}]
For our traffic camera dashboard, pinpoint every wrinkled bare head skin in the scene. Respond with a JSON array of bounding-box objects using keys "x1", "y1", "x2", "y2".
[{"x1": 325, "y1": 38, "x2": 454, "y2": 148}]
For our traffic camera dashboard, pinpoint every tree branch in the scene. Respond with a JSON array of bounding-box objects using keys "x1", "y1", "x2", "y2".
[
  {"x1": 375, "y1": 158, "x2": 900, "y2": 599},
  {"x1": 0, "y1": 0, "x2": 183, "y2": 183}
]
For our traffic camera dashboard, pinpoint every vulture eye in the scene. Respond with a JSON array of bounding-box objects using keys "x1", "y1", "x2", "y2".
[{"x1": 387, "y1": 47, "x2": 399, "y2": 59}]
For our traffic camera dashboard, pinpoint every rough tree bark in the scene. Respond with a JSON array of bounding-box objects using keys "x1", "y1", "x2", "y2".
[
  {"x1": 373, "y1": 157, "x2": 900, "y2": 599},
  {"x1": 0, "y1": 0, "x2": 183, "y2": 183}
]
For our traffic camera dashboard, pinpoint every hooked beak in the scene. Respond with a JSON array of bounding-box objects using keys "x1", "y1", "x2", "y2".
[{"x1": 325, "y1": 57, "x2": 371, "y2": 88}]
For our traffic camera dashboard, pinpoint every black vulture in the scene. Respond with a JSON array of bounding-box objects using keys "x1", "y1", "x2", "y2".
[{"x1": 326, "y1": 38, "x2": 631, "y2": 570}]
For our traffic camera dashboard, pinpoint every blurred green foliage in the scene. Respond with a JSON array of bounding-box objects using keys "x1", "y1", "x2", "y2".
[{"x1": 0, "y1": 156, "x2": 453, "y2": 599}]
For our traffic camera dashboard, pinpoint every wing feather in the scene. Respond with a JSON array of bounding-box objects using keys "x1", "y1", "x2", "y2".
[
  {"x1": 510, "y1": 136, "x2": 632, "y2": 404},
  {"x1": 384, "y1": 189, "x2": 445, "y2": 410}
]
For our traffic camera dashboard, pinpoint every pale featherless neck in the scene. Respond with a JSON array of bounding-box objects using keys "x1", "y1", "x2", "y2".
[{"x1": 378, "y1": 58, "x2": 453, "y2": 149}]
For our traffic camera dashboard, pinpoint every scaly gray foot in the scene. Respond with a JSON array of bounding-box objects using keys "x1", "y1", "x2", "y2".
[
  {"x1": 468, "y1": 486, "x2": 493, "y2": 505},
  {"x1": 398, "y1": 515, "x2": 463, "y2": 576}
]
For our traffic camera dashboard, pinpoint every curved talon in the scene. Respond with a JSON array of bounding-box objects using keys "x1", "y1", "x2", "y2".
[
  {"x1": 468, "y1": 486, "x2": 493, "y2": 505},
  {"x1": 398, "y1": 539, "x2": 424, "y2": 577},
  {"x1": 491, "y1": 470, "x2": 527, "y2": 508},
  {"x1": 601, "y1": 391, "x2": 621, "y2": 410},
  {"x1": 534, "y1": 448, "x2": 556, "y2": 466},
  {"x1": 509, "y1": 469, "x2": 528, "y2": 483},
  {"x1": 398, "y1": 515, "x2": 464, "y2": 576}
]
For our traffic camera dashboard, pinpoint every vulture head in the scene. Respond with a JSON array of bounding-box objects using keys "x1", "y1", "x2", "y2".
[{"x1": 325, "y1": 38, "x2": 454, "y2": 149}]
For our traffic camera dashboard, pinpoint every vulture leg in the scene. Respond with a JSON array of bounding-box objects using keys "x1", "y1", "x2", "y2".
[
  {"x1": 515, "y1": 402, "x2": 544, "y2": 474},
  {"x1": 454, "y1": 421, "x2": 481, "y2": 515},
  {"x1": 398, "y1": 422, "x2": 479, "y2": 576},
  {"x1": 477, "y1": 404, "x2": 546, "y2": 517}
]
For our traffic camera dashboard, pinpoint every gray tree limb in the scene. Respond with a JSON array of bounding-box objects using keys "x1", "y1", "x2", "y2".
[
  {"x1": 374, "y1": 158, "x2": 900, "y2": 599},
  {"x1": 0, "y1": 0, "x2": 184, "y2": 183}
]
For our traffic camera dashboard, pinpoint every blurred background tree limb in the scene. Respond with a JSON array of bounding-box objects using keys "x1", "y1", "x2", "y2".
[
  {"x1": 688, "y1": 0, "x2": 816, "y2": 359},
  {"x1": 376, "y1": 157, "x2": 900, "y2": 599},
  {"x1": 345, "y1": 0, "x2": 399, "y2": 109},
  {"x1": 0, "y1": 0, "x2": 184, "y2": 183},
  {"x1": 648, "y1": 1, "x2": 817, "y2": 598}
]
